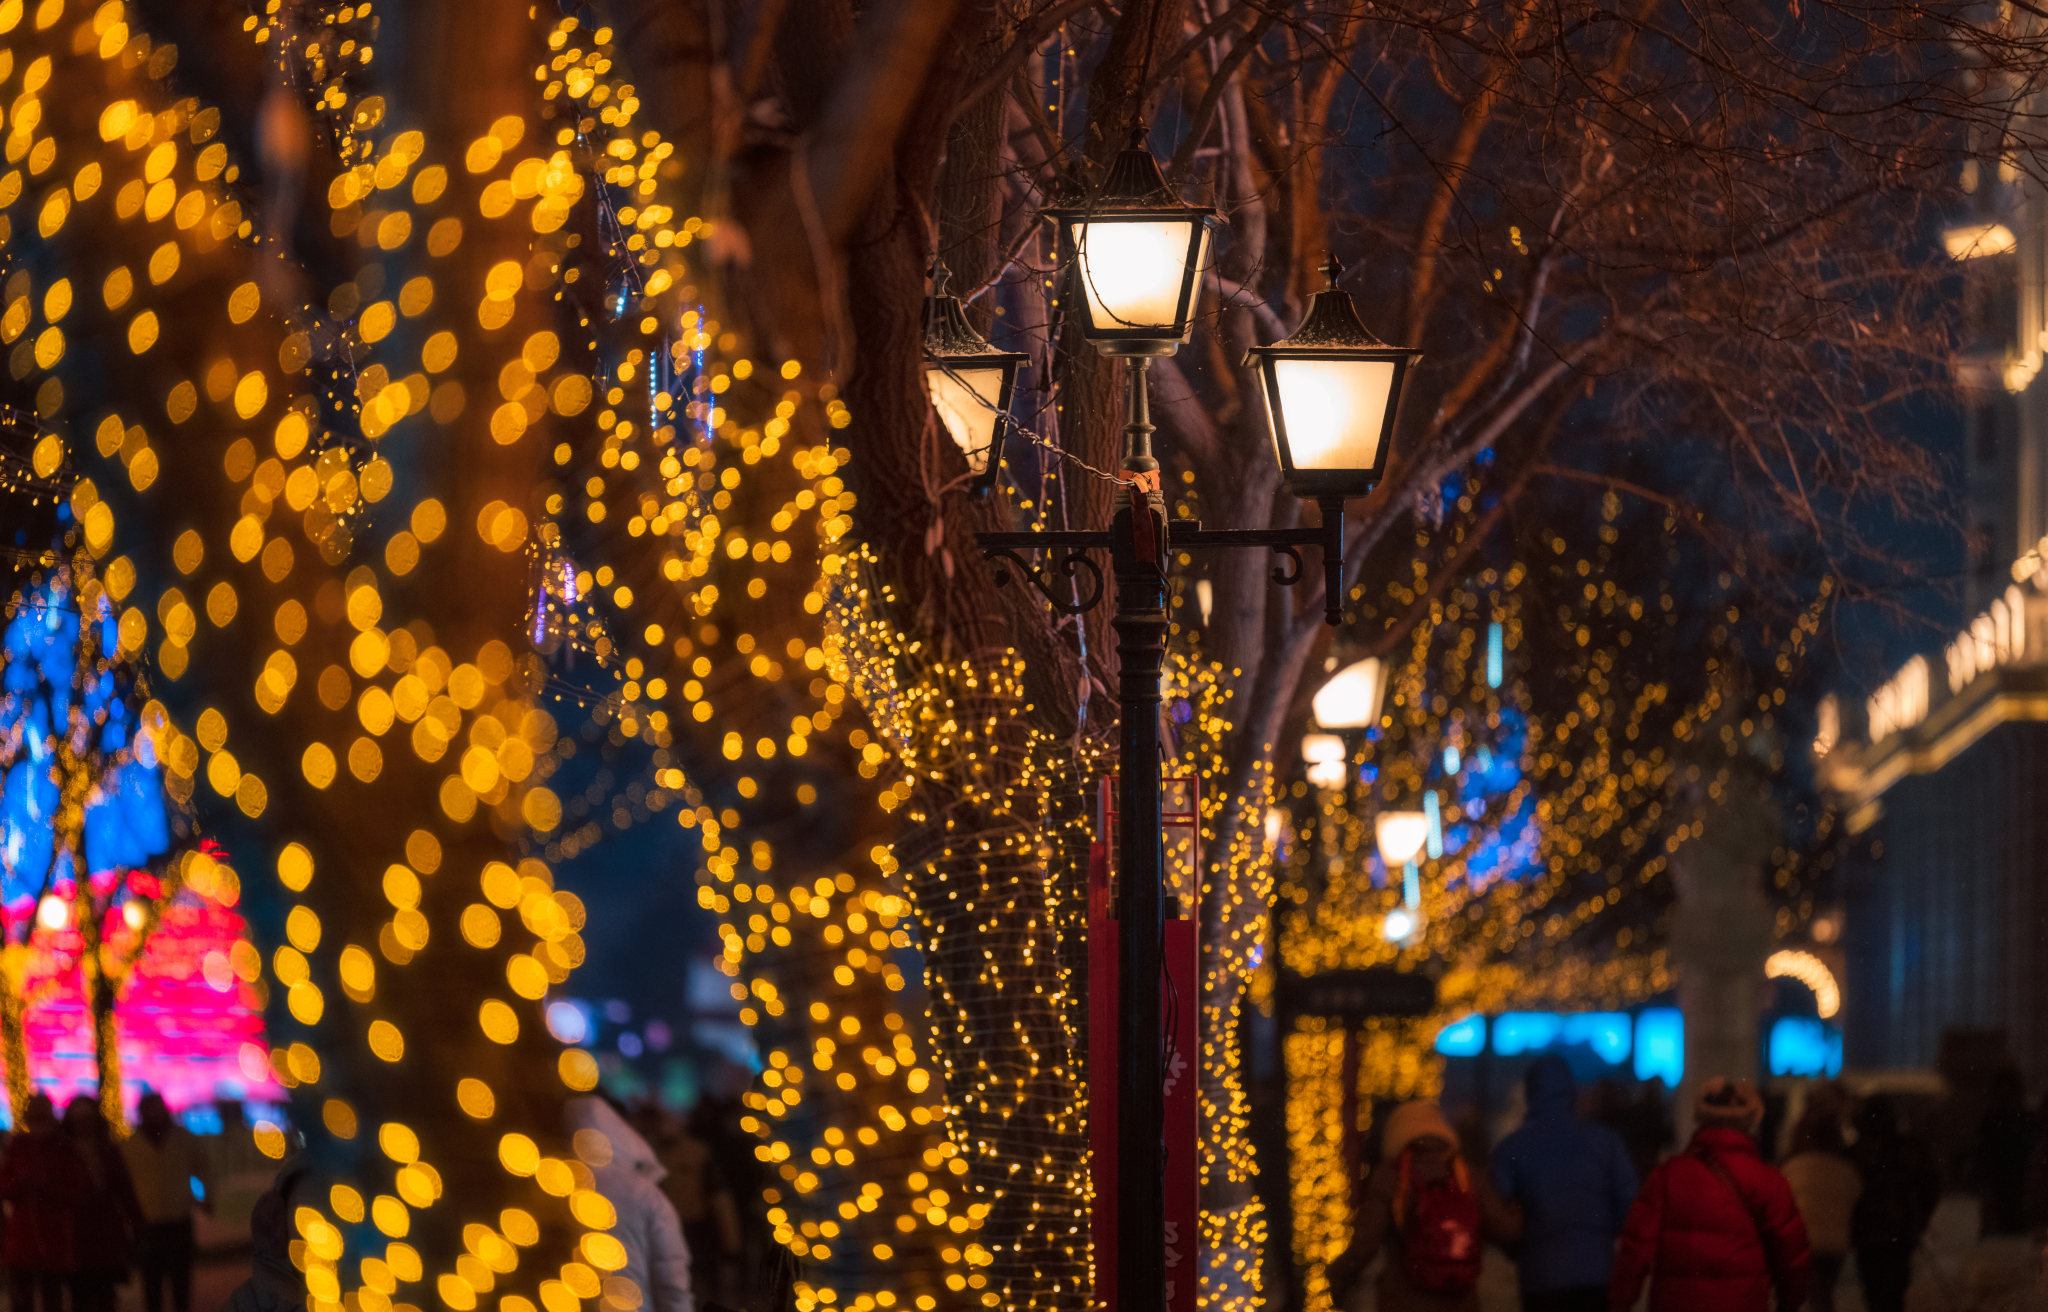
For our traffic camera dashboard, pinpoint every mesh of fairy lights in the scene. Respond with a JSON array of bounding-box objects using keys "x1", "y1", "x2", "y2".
[
  {"x1": 1277, "y1": 486, "x2": 1824, "y2": 1312},
  {"x1": 825, "y1": 545, "x2": 1095, "y2": 1311},
  {"x1": 820, "y1": 488, "x2": 1284, "y2": 1312},
  {"x1": 0, "y1": 5, "x2": 985, "y2": 1312}
]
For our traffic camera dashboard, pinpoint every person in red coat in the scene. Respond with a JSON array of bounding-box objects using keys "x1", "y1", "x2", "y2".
[
  {"x1": 1608, "y1": 1078, "x2": 1810, "y2": 1312},
  {"x1": 0, "y1": 1093, "x2": 87, "y2": 1312}
]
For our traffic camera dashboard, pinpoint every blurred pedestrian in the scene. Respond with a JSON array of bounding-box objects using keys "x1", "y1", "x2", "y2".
[
  {"x1": 0, "y1": 1093, "x2": 84, "y2": 1312},
  {"x1": 122, "y1": 1093, "x2": 214, "y2": 1312},
  {"x1": 1609, "y1": 1077, "x2": 1810, "y2": 1312},
  {"x1": 1491, "y1": 1055, "x2": 1638, "y2": 1312},
  {"x1": 1622, "y1": 1080, "x2": 1675, "y2": 1184},
  {"x1": 1848, "y1": 1096, "x2": 1939, "y2": 1312},
  {"x1": 1974, "y1": 1067, "x2": 2030, "y2": 1237},
  {"x1": 222, "y1": 1157, "x2": 315, "y2": 1312},
  {"x1": 646, "y1": 1108, "x2": 739, "y2": 1306},
  {"x1": 691, "y1": 1061, "x2": 766, "y2": 1309},
  {"x1": 1780, "y1": 1107, "x2": 1860, "y2": 1312},
  {"x1": 567, "y1": 1095, "x2": 694, "y2": 1312},
  {"x1": 62, "y1": 1096, "x2": 144, "y2": 1312},
  {"x1": 1327, "y1": 1100, "x2": 1520, "y2": 1311}
]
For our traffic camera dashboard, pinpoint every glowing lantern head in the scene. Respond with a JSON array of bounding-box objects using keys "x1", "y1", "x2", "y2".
[
  {"x1": 36, "y1": 895, "x2": 68, "y2": 931},
  {"x1": 922, "y1": 262, "x2": 1029, "y2": 496},
  {"x1": 1313, "y1": 657, "x2": 1388, "y2": 731},
  {"x1": 1301, "y1": 732, "x2": 1347, "y2": 790},
  {"x1": 1383, "y1": 905, "x2": 1418, "y2": 942},
  {"x1": 1045, "y1": 130, "x2": 1217, "y2": 356},
  {"x1": 1374, "y1": 811, "x2": 1429, "y2": 867},
  {"x1": 1245, "y1": 255, "x2": 1422, "y2": 498}
]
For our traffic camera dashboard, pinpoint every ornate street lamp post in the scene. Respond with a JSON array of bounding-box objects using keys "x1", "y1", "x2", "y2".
[{"x1": 933, "y1": 130, "x2": 1419, "y2": 1312}]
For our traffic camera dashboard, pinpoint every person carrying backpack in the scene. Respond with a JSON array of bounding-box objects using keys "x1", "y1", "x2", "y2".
[
  {"x1": 1327, "y1": 1100, "x2": 1520, "y2": 1311},
  {"x1": 1609, "y1": 1078, "x2": 1810, "y2": 1312}
]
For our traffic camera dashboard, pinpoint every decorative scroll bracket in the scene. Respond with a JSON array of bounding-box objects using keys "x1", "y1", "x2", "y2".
[
  {"x1": 979, "y1": 529, "x2": 1114, "y2": 615},
  {"x1": 977, "y1": 496, "x2": 1350, "y2": 626}
]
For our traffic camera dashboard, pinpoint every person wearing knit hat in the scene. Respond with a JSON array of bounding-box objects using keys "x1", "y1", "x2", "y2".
[
  {"x1": 1326, "y1": 1100, "x2": 1520, "y2": 1312},
  {"x1": 1381, "y1": 1101, "x2": 1462, "y2": 1167},
  {"x1": 1609, "y1": 1077, "x2": 1810, "y2": 1312},
  {"x1": 1693, "y1": 1077, "x2": 1765, "y2": 1131}
]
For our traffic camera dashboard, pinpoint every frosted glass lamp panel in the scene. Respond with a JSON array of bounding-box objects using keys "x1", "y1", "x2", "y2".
[
  {"x1": 1074, "y1": 220, "x2": 1205, "y2": 334},
  {"x1": 1374, "y1": 811, "x2": 1429, "y2": 867},
  {"x1": 925, "y1": 364, "x2": 1006, "y2": 474},
  {"x1": 1313, "y1": 658, "x2": 1387, "y2": 730},
  {"x1": 1272, "y1": 357, "x2": 1395, "y2": 472},
  {"x1": 1300, "y1": 733, "x2": 1345, "y2": 765}
]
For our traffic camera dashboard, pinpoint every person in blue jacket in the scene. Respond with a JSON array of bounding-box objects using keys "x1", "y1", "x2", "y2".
[{"x1": 1490, "y1": 1054, "x2": 1641, "y2": 1312}]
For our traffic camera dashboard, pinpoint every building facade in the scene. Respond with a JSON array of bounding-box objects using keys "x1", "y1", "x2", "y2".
[{"x1": 1822, "y1": 154, "x2": 2048, "y2": 1089}]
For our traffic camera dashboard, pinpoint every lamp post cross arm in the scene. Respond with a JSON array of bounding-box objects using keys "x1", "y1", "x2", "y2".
[{"x1": 974, "y1": 494, "x2": 1349, "y2": 627}]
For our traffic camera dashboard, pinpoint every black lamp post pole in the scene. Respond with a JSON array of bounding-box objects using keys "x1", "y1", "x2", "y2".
[{"x1": 1112, "y1": 355, "x2": 1170, "y2": 1312}]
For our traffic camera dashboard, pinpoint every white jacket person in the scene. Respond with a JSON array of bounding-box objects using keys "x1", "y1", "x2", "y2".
[{"x1": 565, "y1": 1097, "x2": 695, "y2": 1312}]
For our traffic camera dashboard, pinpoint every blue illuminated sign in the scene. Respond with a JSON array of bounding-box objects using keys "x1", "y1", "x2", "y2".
[
  {"x1": 1634, "y1": 1008, "x2": 1684, "y2": 1086},
  {"x1": 1562, "y1": 1012, "x2": 1633, "y2": 1065},
  {"x1": 1434, "y1": 1013, "x2": 1486, "y2": 1057},
  {"x1": 1768, "y1": 1017, "x2": 1843, "y2": 1078},
  {"x1": 1492, "y1": 1012, "x2": 1564, "y2": 1056}
]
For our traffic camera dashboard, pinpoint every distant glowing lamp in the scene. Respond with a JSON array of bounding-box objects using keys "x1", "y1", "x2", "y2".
[
  {"x1": 1374, "y1": 811, "x2": 1429, "y2": 868},
  {"x1": 1046, "y1": 132, "x2": 1216, "y2": 355},
  {"x1": 545, "y1": 999, "x2": 592, "y2": 1045},
  {"x1": 1302, "y1": 732, "x2": 1347, "y2": 790},
  {"x1": 36, "y1": 895, "x2": 67, "y2": 931},
  {"x1": 1263, "y1": 806, "x2": 1286, "y2": 849},
  {"x1": 1301, "y1": 732, "x2": 1345, "y2": 764},
  {"x1": 1382, "y1": 905, "x2": 1418, "y2": 943},
  {"x1": 1765, "y1": 948, "x2": 1841, "y2": 1019},
  {"x1": 1305, "y1": 761, "x2": 1345, "y2": 790},
  {"x1": 922, "y1": 263, "x2": 1029, "y2": 496},
  {"x1": 1945, "y1": 222, "x2": 2017, "y2": 260},
  {"x1": 1245, "y1": 256, "x2": 1423, "y2": 498},
  {"x1": 1312, "y1": 657, "x2": 1387, "y2": 731}
]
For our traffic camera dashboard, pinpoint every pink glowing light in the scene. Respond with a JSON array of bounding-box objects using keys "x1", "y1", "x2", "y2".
[{"x1": 10, "y1": 881, "x2": 280, "y2": 1115}]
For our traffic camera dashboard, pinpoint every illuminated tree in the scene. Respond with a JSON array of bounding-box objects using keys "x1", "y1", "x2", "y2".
[{"x1": 1, "y1": 561, "x2": 180, "y2": 1116}]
